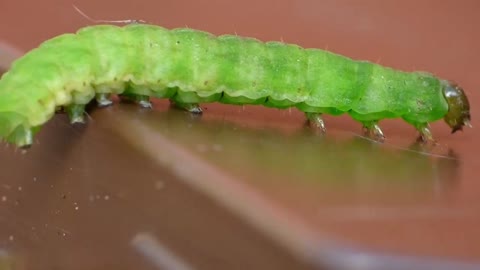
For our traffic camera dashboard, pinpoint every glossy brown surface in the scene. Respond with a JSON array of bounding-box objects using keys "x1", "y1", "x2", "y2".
[
  {"x1": 1, "y1": 0, "x2": 480, "y2": 269},
  {"x1": 0, "y1": 112, "x2": 316, "y2": 270}
]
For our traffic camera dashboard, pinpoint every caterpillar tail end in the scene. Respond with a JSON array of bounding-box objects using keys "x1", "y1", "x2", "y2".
[
  {"x1": 442, "y1": 81, "x2": 471, "y2": 134},
  {"x1": 6, "y1": 125, "x2": 34, "y2": 149},
  {"x1": 0, "y1": 112, "x2": 35, "y2": 148}
]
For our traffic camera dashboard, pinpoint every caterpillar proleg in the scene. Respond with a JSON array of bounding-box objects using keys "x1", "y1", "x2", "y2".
[{"x1": 0, "y1": 24, "x2": 471, "y2": 148}]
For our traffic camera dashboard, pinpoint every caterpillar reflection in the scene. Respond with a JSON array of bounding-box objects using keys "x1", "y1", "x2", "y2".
[{"x1": 0, "y1": 24, "x2": 471, "y2": 148}]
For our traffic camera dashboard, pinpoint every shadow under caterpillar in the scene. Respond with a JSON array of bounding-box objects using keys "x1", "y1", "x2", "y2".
[{"x1": 0, "y1": 24, "x2": 472, "y2": 148}]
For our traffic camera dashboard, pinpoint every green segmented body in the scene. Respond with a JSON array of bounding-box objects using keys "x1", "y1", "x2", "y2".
[{"x1": 0, "y1": 24, "x2": 464, "y2": 147}]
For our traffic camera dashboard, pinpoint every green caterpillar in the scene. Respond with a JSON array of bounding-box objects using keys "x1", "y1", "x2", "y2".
[{"x1": 0, "y1": 24, "x2": 471, "y2": 148}]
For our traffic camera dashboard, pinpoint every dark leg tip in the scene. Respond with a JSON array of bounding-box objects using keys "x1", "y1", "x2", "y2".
[
  {"x1": 139, "y1": 100, "x2": 153, "y2": 109},
  {"x1": 305, "y1": 112, "x2": 326, "y2": 134},
  {"x1": 189, "y1": 106, "x2": 203, "y2": 114},
  {"x1": 415, "y1": 123, "x2": 437, "y2": 145},
  {"x1": 19, "y1": 144, "x2": 32, "y2": 151},
  {"x1": 96, "y1": 93, "x2": 114, "y2": 107},
  {"x1": 362, "y1": 121, "x2": 385, "y2": 142}
]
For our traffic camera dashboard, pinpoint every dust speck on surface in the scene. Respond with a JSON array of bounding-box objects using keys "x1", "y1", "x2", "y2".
[
  {"x1": 1, "y1": 196, "x2": 6, "y2": 202},
  {"x1": 212, "y1": 144, "x2": 223, "y2": 152},
  {"x1": 195, "y1": 144, "x2": 208, "y2": 152},
  {"x1": 154, "y1": 181, "x2": 165, "y2": 190}
]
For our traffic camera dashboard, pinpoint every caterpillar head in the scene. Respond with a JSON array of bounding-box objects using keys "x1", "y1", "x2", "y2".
[{"x1": 442, "y1": 81, "x2": 471, "y2": 133}]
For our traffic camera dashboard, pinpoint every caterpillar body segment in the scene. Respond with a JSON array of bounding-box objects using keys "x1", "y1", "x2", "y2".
[{"x1": 0, "y1": 24, "x2": 471, "y2": 148}]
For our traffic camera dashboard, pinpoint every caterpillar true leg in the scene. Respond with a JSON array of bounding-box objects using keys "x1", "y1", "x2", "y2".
[
  {"x1": 66, "y1": 104, "x2": 86, "y2": 124},
  {"x1": 305, "y1": 112, "x2": 326, "y2": 133},
  {"x1": 415, "y1": 123, "x2": 435, "y2": 143},
  {"x1": 362, "y1": 121, "x2": 385, "y2": 142},
  {"x1": 119, "y1": 93, "x2": 153, "y2": 108},
  {"x1": 170, "y1": 100, "x2": 203, "y2": 114},
  {"x1": 95, "y1": 93, "x2": 113, "y2": 107}
]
